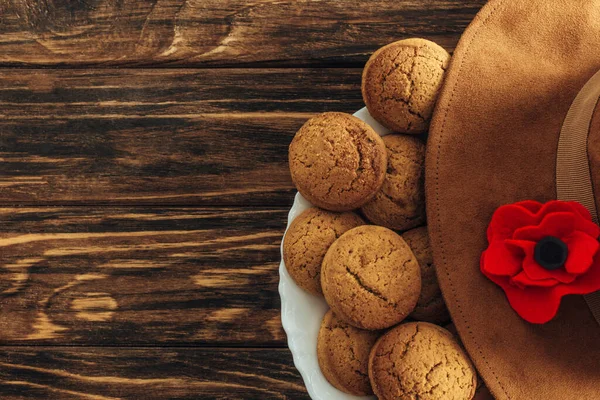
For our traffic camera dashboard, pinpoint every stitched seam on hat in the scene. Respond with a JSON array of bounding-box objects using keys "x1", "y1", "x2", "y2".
[{"x1": 433, "y1": 0, "x2": 511, "y2": 399}]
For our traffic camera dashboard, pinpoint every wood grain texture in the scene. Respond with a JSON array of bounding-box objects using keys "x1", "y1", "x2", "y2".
[
  {"x1": 0, "y1": 68, "x2": 365, "y2": 206},
  {"x1": 0, "y1": 0, "x2": 485, "y2": 67},
  {"x1": 0, "y1": 347, "x2": 308, "y2": 399},
  {"x1": 0, "y1": 206, "x2": 288, "y2": 346}
]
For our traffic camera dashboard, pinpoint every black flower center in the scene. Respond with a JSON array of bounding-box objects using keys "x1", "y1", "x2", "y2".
[{"x1": 534, "y1": 236, "x2": 568, "y2": 270}]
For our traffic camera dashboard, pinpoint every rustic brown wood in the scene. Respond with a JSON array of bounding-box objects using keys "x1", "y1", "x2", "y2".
[
  {"x1": 0, "y1": 68, "x2": 366, "y2": 206},
  {"x1": 0, "y1": 0, "x2": 485, "y2": 67},
  {"x1": 0, "y1": 347, "x2": 308, "y2": 399},
  {"x1": 0, "y1": 206, "x2": 289, "y2": 346}
]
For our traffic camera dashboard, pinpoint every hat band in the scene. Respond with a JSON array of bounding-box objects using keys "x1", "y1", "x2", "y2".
[{"x1": 556, "y1": 68, "x2": 600, "y2": 324}]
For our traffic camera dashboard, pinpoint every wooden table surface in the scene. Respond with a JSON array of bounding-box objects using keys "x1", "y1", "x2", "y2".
[{"x1": 0, "y1": 1, "x2": 486, "y2": 398}]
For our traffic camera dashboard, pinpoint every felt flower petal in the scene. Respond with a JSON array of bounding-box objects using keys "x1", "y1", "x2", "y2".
[
  {"x1": 573, "y1": 214, "x2": 600, "y2": 238},
  {"x1": 510, "y1": 271, "x2": 558, "y2": 288},
  {"x1": 505, "y1": 283, "x2": 562, "y2": 324},
  {"x1": 513, "y1": 212, "x2": 576, "y2": 242},
  {"x1": 513, "y1": 200, "x2": 544, "y2": 214},
  {"x1": 512, "y1": 256, "x2": 600, "y2": 323},
  {"x1": 540, "y1": 200, "x2": 592, "y2": 220},
  {"x1": 485, "y1": 274, "x2": 562, "y2": 324},
  {"x1": 569, "y1": 201, "x2": 594, "y2": 220},
  {"x1": 564, "y1": 231, "x2": 599, "y2": 274},
  {"x1": 504, "y1": 239, "x2": 536, "y2": 253},
  {"x1": 521, "y1": 253, "x2": 576, "y2": 284},
  {"x1": 538, "y1": 201, "x2": 599, "y2": 236},
  {"x1": 481, "y1": 240, "x2": 524, "y2": 277},
  {"x1": 487, "y1": 203, "x2": 538, "y2": 241},
  {"x1": 563, "y1": 252, "x2": 600, "y2": 294}
]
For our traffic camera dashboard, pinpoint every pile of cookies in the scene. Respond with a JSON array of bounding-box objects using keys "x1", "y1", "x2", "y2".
[{"x1": 284, "y1": 39, "x2": 485, "y2": 400}]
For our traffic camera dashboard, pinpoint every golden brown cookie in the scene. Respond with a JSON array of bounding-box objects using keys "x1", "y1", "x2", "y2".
[
  {"x1": 361, "y1": 134, "x2": 426, "y2": 231},
  {"x1": 369, "y1": 322, "x2": 477, "y2": 400},
  {"x1": 288, "y1": 112, "x2": 387, "y2": 211},
  {"x1": 362, "y1": 38, "x2": 450, "y2": 134},
  {"x1": 321, "y1": 225, "x2": 421, "y2": 330},
  {"x1": 403, "y1": 226, "x2": 450, "y2": 324},
  {"x1": 283, "y1": 207, "x2": 365, "y2": 295},
  {"x1": 317, "y1": 310, "x2": 380, "y2": 395}
]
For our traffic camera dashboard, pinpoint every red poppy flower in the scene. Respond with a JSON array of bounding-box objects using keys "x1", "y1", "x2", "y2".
[{"x1": 481, "y1": 200, "x2": 600, "y2": 323}]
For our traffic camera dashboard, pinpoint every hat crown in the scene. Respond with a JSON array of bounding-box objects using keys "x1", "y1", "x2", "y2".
[{"x1": 589, "y1": 101, "x2": 600, "y2": 212}]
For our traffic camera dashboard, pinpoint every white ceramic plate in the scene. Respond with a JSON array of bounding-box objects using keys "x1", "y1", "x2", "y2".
[{"x1": 278, "y1": 107, "x2": 391, "y2": 400}]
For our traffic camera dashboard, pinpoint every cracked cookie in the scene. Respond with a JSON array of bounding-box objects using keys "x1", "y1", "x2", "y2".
[
  {"x1": 321, "y1": 225, "x2": 421, "y2": 330},
  {"x1": 361, "y1": 134, "x2": 426, "y2": 231},
  {"x1": 362, "y1": 38, "x2": 450, "y2": 134},
  {"x1": 403, "y1": 226, "x2": 450, "y2": 324},
  {"x1": 317, "y1": 310, "x2": 381, "y2": 395},
  {"x1": 288, "y1": 112, "x2": 387, "y2": 211},
  {"x1": 369, "y1": 322, "x2": 477, "y2": 400},
  {"x1": 283, "y1": 207, "x2": 365, "y2": 295}
]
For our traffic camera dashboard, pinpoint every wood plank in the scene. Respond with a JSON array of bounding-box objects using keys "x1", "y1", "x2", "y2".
[
  {"x1": 0, "y1": 68, "x2": 364, "y2": 206},
  {"x1": 0, "y1": 0, "x2": 485, "y2": 67},
  {"x1": 0, "y1": 347, "x2": 307, "y2": 399},
  {"x1": 0, "y1": 206, "x2": 289, "y2": 346}
]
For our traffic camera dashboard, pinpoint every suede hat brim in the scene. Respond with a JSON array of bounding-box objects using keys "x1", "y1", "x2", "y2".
[{"x1": 426, "y1": 1, "x2": 600, "y2": 399}]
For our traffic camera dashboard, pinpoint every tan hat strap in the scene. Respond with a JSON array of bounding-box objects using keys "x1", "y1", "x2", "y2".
[{"x1": 556, "y1": 68, "x2": 600, "y2": 324}]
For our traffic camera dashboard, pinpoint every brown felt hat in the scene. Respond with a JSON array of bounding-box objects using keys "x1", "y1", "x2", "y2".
[{"x1": 427, "y1": 0, "x2": 600, "y2": 399}]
